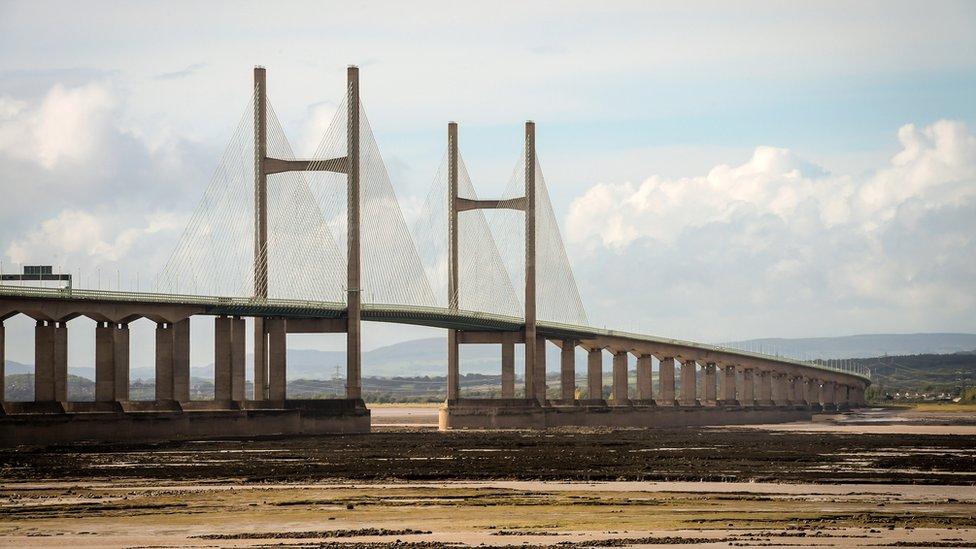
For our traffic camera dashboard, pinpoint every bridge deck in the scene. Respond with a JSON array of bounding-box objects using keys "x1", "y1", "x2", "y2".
[{"x1": 0, "y1": 285, "x2": 870, "y2": 382}]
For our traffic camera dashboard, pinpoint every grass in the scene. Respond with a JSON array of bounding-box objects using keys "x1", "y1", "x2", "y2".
[{"x1": 910, "y1": 402, "x2": 976, "y2": 412}]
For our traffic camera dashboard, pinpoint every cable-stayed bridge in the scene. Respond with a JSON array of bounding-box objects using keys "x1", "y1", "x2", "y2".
[{"x1": 0, "y1": 66, "x2": 869, "y2": 443}]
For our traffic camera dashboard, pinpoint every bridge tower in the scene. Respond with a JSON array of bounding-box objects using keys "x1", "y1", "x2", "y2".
[
  {"x1": 446, "y1": 122, "x2": 539, "y2": 403},
  {"x1": 251, "y1": 65, "x2": 362, "y2": 401}
]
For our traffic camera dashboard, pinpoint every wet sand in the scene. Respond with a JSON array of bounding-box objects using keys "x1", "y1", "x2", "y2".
[
  {"x1": 1, "y1": 407, "x2": 973, "y2": 547},
  {"x1": 2, "y1": 479, "x2": 974, "y2": 548}
]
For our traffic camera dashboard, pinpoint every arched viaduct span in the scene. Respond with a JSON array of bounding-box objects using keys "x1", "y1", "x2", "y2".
[{"x1": 0, "y1": 66, "x2": 868, "y2": 444}]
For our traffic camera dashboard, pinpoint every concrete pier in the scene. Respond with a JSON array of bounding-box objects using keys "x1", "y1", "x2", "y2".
[
  {"x1": 658, "y1": 357, "x2": 676, "y2": 406},
  {"x1": 501, "y1": 335, "x2": 515, "y2": 398},
  {"x1": 680, "y1": 359, "x2": 697, "y2": 406},
  {"x1": 268, "y1": 318, "x2": 286, "y2": 401},
  {"x1": 719, "y1": 364, "x2": 738, "y2": 405},
  {"x1": 703, "y1": 362, "x2": 717, "y2": 405},
  {"x1": 610, "y1": 350, "x2": 629, "y2": 404},
  {"x1": 756, "y1": 370, "x2": 771, "y2": 405},
  {"x1": 740, "y1": 368, "x2": 755, "y2": 405},
  {"x1": 155, "y1": 323, "x2": 174, "y2": 401},
  {"x1": 560, "y1": 340, "x2": 575, "y2": 401},
  {"x1": 587, "y1": 348, "x2": 602, "y2": 400},
  {"x1": 636, "y1": 354, "x2": 652, "y2": 401},
  {"x1": 95, "y1": 322, "x2": 116, "y2": 402}
]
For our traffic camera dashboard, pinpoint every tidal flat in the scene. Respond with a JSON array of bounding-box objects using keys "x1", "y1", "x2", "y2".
[{"x1": 0, "y1": 409, "x2": 973, "y2": 548}]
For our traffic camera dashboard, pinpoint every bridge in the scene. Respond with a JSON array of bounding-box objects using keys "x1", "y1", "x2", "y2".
[{"x1": 0, "y1": 66, "x2": 869, "y2": 445}]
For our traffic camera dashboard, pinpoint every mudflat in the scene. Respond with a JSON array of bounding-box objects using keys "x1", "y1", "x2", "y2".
[{"x1": 0, "y1": 408, "x2": 973, "y2": 547}]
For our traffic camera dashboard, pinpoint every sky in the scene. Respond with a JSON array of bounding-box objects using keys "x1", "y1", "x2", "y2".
[{"x1": 0, "y1": 1, "x2": 974, "y2": 370}]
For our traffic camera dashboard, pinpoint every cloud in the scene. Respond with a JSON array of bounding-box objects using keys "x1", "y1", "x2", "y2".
[
  {"x1": 0, "y1": 83, "x2": 114, "y2": 169},
  {"x1": 566, "y1": 120, "x2": 976, "y2": 340},
  {"x1": 6, "y1": 209, "x2": 184, "y2": 266},
  {"x1": 154, "y1": 63, "x2": 208, "y2": 81}
]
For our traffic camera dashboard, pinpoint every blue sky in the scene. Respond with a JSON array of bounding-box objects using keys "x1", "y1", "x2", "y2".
[{"x1": 0, "y1": 1, "x2": 974, "y2": 368}]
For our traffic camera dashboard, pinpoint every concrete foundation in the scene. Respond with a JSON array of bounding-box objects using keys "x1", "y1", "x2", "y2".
[
  {"x1": 0, "y1": 399, "x2": 370, "y2": 447},
  {"x1": 440, "y1": 399, "x2": 813, "y2": 430}
]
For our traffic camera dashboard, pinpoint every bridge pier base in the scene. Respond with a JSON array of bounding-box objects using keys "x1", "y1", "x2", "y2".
[
  {"x1": 439, "y1": 399, "x2": 814, "y2": 430},
  {"x1": 0, "y1": 399, "x2": 369, "y2": 447}
]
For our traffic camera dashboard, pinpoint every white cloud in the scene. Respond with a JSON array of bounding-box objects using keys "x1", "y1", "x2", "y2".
[
  {"x1": 567, "y1": 120, "x2": 976, "y2": 340},
  {"x1": 0, "y1": 83, "x2": 115, "y2": 169},
  {"x1": 6, "y1": 209, "x2": 184, "y2": 265}
]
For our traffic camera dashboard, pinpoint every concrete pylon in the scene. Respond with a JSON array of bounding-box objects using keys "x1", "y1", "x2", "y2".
[
  {"x1": 114, "y1": 324, "x2": 129, "y2": 401},
  {"x1": 636, "y1": 354, "x2": 652, "y2": 401},
  {"x1": 610, "y1": 350, "x2": 629, "y2": 405},
  {"x1": 719, "y1": 364, "x2": 738, "y2": 406},
  {"x1": 587, "y1": 348, "x2": 603, "y2": 400},
  {"x1": 533, "y1": 335, "x2": 546, "y2": 403},
  {"x1": 703, "y1": 362, "x2": 717, "y2": 405},
  {"x1": 820, "y1": 380, "x2": 836, "y2": 410},
  {"x1": 446, "y1": 122, "x2": 460, "y2": 403},
  {"x1": 756, "y1": 370, "x2": 773, "y2": 406},
  {"x1": 231, "y1": 317, "x2": 246, "y2": 401},
  {"x1": 172, "y1": 318, "x2": 190, "y2": 402},
  {"x1": 346, "y1": 65, "x2": 362, "y2": 401},
  {"x1": 155, "y1": 322, "x2": 174, "y2": 401},
  {"x1": 53, "y1": 321, "x2": 67, "y2": 402},
  {"x1": 679, "y1": 359, "x2": 698, "y2": 406},
  {"x1": 215, "y1": 316, "x2": 232, "y2": 401},
  {"x1": 740, "y1": 368, "x2": 755, "y2": 406},
  {"x1": 268, "y1": 317, "x2": 287, "y2": 402},
  {"x1": 792, "y1": 376, "x2": 807, "y2": 406},
  {"x1": 95, "y1": 322, "x2": 117, "y2": 402},
  {"x1": 501, "y1": 332, "x2": 515, "y2": 398},
  {"x1": 560, "y1": 340, "x2": 575, "y2": 402},
  {"x1": 524, "y1": 121, "x2": 538, "y2": 403},
  {"x1": 253, "y1": 66, "x2": 268, "y2": 402},
  {"x1": 657, "y1": 357, "x2": 676, "y2": 406},
  {"x1": 806, "y1": 378, "x2": 822, "y2": 411}
]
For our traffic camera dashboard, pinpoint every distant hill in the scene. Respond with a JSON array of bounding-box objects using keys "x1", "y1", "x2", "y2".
[{"x1": 726, "y1": 333, "x2": 976, "y2": 360}]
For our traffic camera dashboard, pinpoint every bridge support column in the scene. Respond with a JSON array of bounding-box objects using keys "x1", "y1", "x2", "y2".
[
  {"x1": 680, "y1": 359, "x2": 698, "y2": 406},
  {"x1": 560, "y1": 340, "x2": 575, "y2": 402},
  {"x1": 34, "y1": 320, "x2": 66, "y2": 402},
  {"x1": 636, "y1": 354, "x2": 652, "y2": 401},
  {"x1": 820, "y1": 380, "x2": 836, "y2": 410},
  {"x1": 587, "y1": 348, "x2": 603, "y2": 400},
  {"x1": 772, "y1": 372, "x2": 790, "y2": 406},
  {"x1": 268, "y1": 318, "x2": 287, "y2": 402},
  {"x1": 719, "y1": 364, "x2": 738, "y2": 405},
  {"x1": 231, "y1": 317, "x2": 246, "y2": 402},
  {"x1": 114, "y1": 324, "x2": 129, "y2": 400},
  {"x1": 155, "y1": 322, "x2": 174, "y2": 401},
  {"x1": 610, "y1": 350, "x2": 629, "y2": 405},
  {"x1": 214, "y1": 316, "x2": 245, "y2": 402},
  {"x1": 501, "y1": 333, "x2": 515, "y2": 398},
  {"x1": 835, "y1": 384, "x2": 849, "y2": 410},
  {"x1": 756, "y1": 370, "x2": 773, "y2": 405},
  {"x1": 740, "y1": 368, "x2": 755, "y2": 406},
  {"x1": 533, "y1": 336, "x2": 546, "y2": 403},
  {"x1": 95, "y1": 322, "x2": 117, "y2": 402},
  {"x1": 254, "y1": 317, "x2": 267, "y2": 400},
  {"x1": 172, "y1": 318, "x2": 190, "y2": 402},
  {"x1": 215, "y1": 316, "x2": 232, "y2": 401},
  {"x1": 806, "y1": 378, "x2": 821, "y2": 410},
  {"x1": 53, "y1": 321, "x2": 67, "y2": 402},
  {"x1": 703, "y1": 362, "x2": 717, "y2": 405},
  {"x1": 447, "y1": 331, "x2": 459, "y2": 401},
  {"x1": 792, "y1": 376, "x2": 806, "y2": 406},
  {"x1": 657, "y1": 357, "x2": 676, "y2": 406}
]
